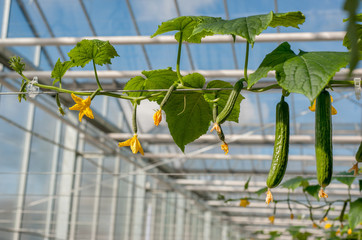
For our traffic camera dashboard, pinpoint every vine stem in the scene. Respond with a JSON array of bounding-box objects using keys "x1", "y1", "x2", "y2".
[
  {"x1": 244, "y1": 42, "x2": 250, "y2": 82},
  {"x1": 176, "y1": 31, "x2": 184, "y2": 85},
  {"x1": 132, "y1": 101, "x2": 138, "y2": 134},
  {"x1": 93, "y1": 60, "x2": 103, "y2": 91}
]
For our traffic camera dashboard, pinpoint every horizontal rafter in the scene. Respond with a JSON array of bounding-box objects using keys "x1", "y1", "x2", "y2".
[{"x1": 0, "y1": 32, "x2": 346, "y2": 47}]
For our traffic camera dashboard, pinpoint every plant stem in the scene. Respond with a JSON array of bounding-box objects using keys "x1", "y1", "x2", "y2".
[
  {"x1": 132, "y1": 102, "x2": 138, "y2": 134},
  {"x1": 176, "y1": 31, "x2": 184, "y2": 85},
  {"x1": 244, "y1": 42, "x2": 250, "y2": 82},
  {"x1": 93, "y1": 60, "x2": 103, "y2": 91}
]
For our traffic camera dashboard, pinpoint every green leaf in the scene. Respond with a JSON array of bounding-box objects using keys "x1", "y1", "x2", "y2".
[
  {"x1": 348, "y1": 198, "x2": 362, "y2": 230},
  {"x1": 68, "y1": 39, "x2": 119, "y2": 67},
  {"x1": 193, "y1": 12, "x2": 273, "y2": 45},
  {"x1": 244, "y1": 176, "x2": 251, "y2": 190},
  {"x1": 162, "y1": 92, "x2": 212, "y2": 152},
  {"x1": 182, "y1": 73, "x2": 205, "y2": 88},
  {"x1": 333, "y1": 171, "x2": 356, "y2": 187},
  {"x1": 278, "y1": 51, "x2": 350, "y2": 101},
  {"x1": 9, "y1": 56, "x2": 25, "y2": 75},
  {"x1": 192, "y1": 11, "x2": 304, "y2": 45},
  {"x1": 248, "y1": 42, "x2": 296, "y2": 88},
  {"x1": 303, "y1": 184, "x2": 320, "y2": 200},
  {"x1": 343, "y1": 0, "x2": 361, "y2": 73},
  {"x1": 151, "y1": 16, "x2": 220, "y2": 43},
  {"x1": 255, "y1": 186, "x2": 268, "y2": 196},
  {"x1": 124, "y1": 68, "x2": 178, "y2": 99},
  {"x1": 217, "y1": 193, "x2": 225, "y2": 200},
  {"x1": 282, "y1": 176, "x2": 310, "y2": 190},
  {"x1": 205, "y1": 80, "x2": 244, "y2": 123},
  {"x1": 269, "y1": 11, "x2": 305, "y2": 29},
  {"x1": 51, "y1": 58, "x2": 73, "y2": 85}
]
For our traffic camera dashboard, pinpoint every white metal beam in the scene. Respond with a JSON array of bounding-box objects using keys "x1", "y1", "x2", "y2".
[
  {"x1": 0, "y1": 32, "x2": 346, "y2": 46},
  {"x1": 1, "y1": 68, "x2": 361, "y2": 80},
  {"x1": 109, "y1": 133, "x2": 362, "y2": 145}
]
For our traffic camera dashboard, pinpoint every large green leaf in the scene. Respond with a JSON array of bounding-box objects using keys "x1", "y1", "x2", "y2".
[
  {"x1": 248, "y1": 42, "x2": 296, "y2": 88},
  {"x1": 124, "y1": 68, "x2": 178, "y2": 99},
  {"x1": 205, "y1": 80, "x2": 244, "y2": 123},
  {"x1": 192, "y1": 11, "x2": 304, "y2": 45},
  {"x1": 278, "y1": 51, "x2": 350, "y2": 101},
  {"x1": 193, "y1": 12, "x2": 273, "y2": 45},
  {"x1": 348, "y1": 198, "x2": 362, "y2": 230},
  {"x1": 182, "y1": 72, "x2": 205, "y2": 88},
  {"x1": 68, "y1": 39, "x2": 119, "y2": 67},
  {"x1": 303, "y1": 184, "x2": 321, "y2": 200},
  {"x1": 269, "y1": 12, "x2": 305, "y2": 29},
  {"x1": 281, "y1": 176, "x2": 310, "y2": 190},
  {"x1": 333, "y1": 171, "x2": 356, "y2": 187},
  {"x1": 162, "y1": 92, "x2": 212, "y2": 152},
  {"x1": 151, "y1": 16, "x2": 220, "y2": 43}
]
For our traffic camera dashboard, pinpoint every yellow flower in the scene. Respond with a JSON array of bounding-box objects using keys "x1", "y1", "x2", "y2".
[
  {"x1": 348, "y1": 162, "x2": 359, "y2": 176},
  {"x1": 348, "y1": 228, "x2": 352, "y2": 235},
  {"x1": 336, "y1": 228, "x2": 340, "y2": 235},
  {"x1": 210, "y1": 122, "x2": 221, "y2": 134},
  {"x1": 69, "y1": 93, "x2": 94, "y2": 122},
  {"x1": 318, "y1": 188, "x2": 328, "y2": 199},
  {"x1": 313, "y1": 223, "x2": 318, "y2": 228},
  {"x1": 265, "y1": 189, "x2": 273, "y2": 205},
  {"x1": 290, "y1": 214, "x2": 294, "y2": 220},
  {"x1": 309, "y1": 96, "x2": 337, "y2": 115},
  {"x1": 153, "y1": 109, "x2": 162, "y2": 126},
  {"x1": 221, "y1": 141, "x2": 229, "y2": 155},
  {"x1": 239, "y1": 198, "x2": 250, "y2": 207},
  {"x1": 118, "y1": 134, "x2": 144, "y2": 155},
  {"x1": 320, "y1": 217, "x2": 328, "y2": 223},
  {"x1": 268, "y1": 215, "x2": 275, "y2": 224},
  {"x1": 325, "y1": 223, "x2": 332, "y2": 229}
]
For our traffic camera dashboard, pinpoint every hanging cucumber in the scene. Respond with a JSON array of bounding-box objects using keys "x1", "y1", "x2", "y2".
[
  {"x1": 267, "y1": 96, "x2": 290, "y2": 189},
  {"x1": 266, "y1": 95, "x2": 289, "y2": 205},
  {"x1": 315, "y1": 89, "x2": 333, "y2": 197},
  {"x1": 211, "y1": 79, "x2": 244, "y2": 133}
]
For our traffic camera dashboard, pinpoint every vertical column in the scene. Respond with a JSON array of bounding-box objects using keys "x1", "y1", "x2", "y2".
[
  {"x1": 0, "y1": 0, "x2": 12, "y2": 70},
  {"x1": 91, "y1": 96, "x2": 107, "y2": 239},
  {"x1": 146, "y1": 189, "x2": 157, "y2": 240},
  {"x1": 123, "y1": 164, "x2": 135, "y2": 240},
  {"x1": 55, "y1": 122, "x2": 79, "y2": 239},
  {"x1": 13, "y1": 103, "x2": 35, "y2": 240},
  {"x1": 166, "y1": 192, "x2": 176, "y2": 239},
  {"x1": 203, "y1": 211, "x2": 211, "y2": 240},
  {"x1": 174, "y1": 195, "x2": 185, "y2": 240},
  {"x1": 108, "y1": 154, "x2": 120, "y2": 240},
  {"x1": 43, "y1": 120, "x2": 62, "y2": 240},
  {"x1": 131, "y1": 168, "x2": 146, "y2": 240},
  {"x1": 90, "y1": 156, "x2": 103, "y2": 240},
  {"x1": 68, "y1": 127, "x2": 85, "y2": 240},
  {"x1": 221, "y1": 222, "x2": 228, "y2": 240}
]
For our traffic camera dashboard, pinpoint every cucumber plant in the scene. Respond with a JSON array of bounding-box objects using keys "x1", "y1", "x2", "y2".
[{"x1": 8, "y1": 10, "x2": 359, "y2": 202}]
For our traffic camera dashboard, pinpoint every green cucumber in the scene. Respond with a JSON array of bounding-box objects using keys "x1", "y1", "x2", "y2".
[
  {"x1": 215, "y1": 79, "x2": 244, "y2": 124},
  {"x1": 315, "y1": 90, "x2": 333, "y2": 188},
  {"x1": 355, "y1": 141, "x2": 362, "y2": 162},
  {"x1": 266, "y1": 96, "x2": 290, "y2": 188}
]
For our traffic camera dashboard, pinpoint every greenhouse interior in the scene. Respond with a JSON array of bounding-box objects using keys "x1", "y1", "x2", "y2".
[{"x1": 0, "y1": 0, "x2": 361, "y2": 239}]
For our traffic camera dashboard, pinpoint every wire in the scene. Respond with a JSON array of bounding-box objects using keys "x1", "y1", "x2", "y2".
[{"x1": 0, "y1": 87, "x2": 235, "y2": 95}]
